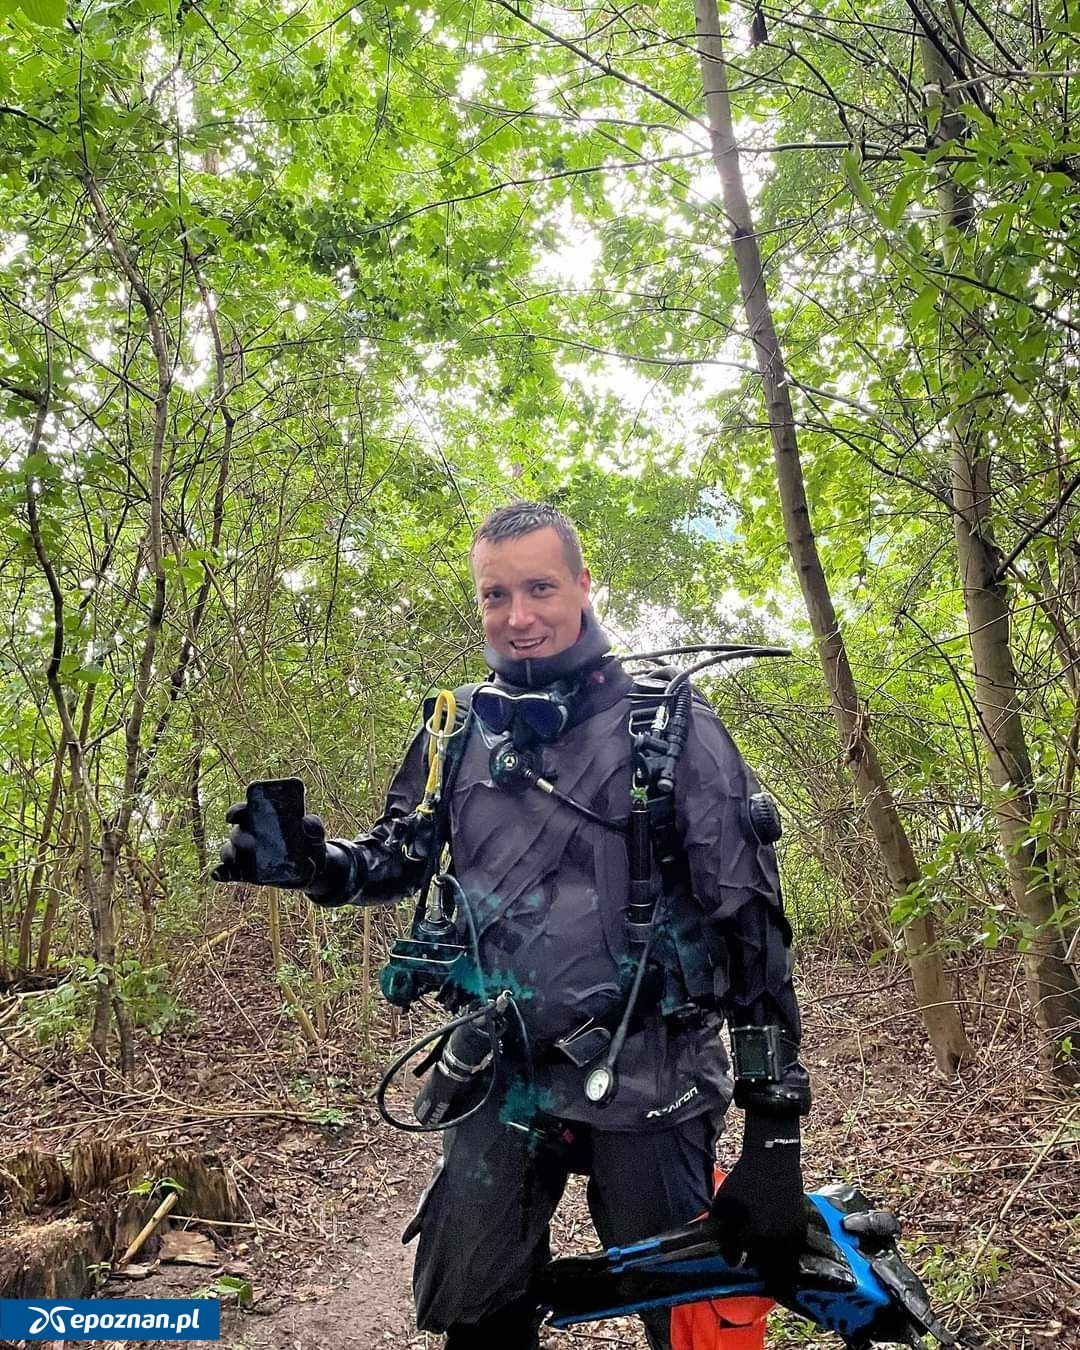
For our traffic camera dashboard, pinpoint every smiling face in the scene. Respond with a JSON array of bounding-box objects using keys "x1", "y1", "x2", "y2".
[{"x1": 472, "y1": 526, "x2": 592, "y2": 662}]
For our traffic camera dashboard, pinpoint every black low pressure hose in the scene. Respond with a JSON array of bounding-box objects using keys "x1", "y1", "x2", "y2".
[
  {"x1": 374, "y1": 997, "x2": 506, "y2": 1133},
  {"x1": 662, "y1": 647, "x2": 792, "y2": 691},
  {"x1": 583, "y1": 903, "x2": 663, "y2": 1109},
  {"x1": 644, "y1": 647, "x2": 791, "y2": 794},
  {"x1": 625, "y1": 643, "x2": 792, "y2": 664}
]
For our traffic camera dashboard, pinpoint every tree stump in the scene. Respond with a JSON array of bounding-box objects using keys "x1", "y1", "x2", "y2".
[{"x1": 0, "y1": 1142, "x2": 247, "y2": 1300}]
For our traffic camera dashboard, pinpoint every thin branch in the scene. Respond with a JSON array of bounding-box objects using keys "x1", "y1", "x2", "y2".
[
  {"x1": 994, "y1": 466, "x2": 1080, "y2": 581},
  {"x1": 491, "y1": 0, "x2": 706, "y2": 131},
  {"x1": 0, "y1": 286, "x2": 158, "y2": 401},
  {"x1": 0, "y1": 104, "x2": 57, "y2": 135},
  {"x1": 358, "y1": 147, "x2": 706, "y2": 235},
  {"x1": 81, "y1": 173, "x2": 171, "y2": 845},
  {"x1": 0, "y1": 373, "x2": 45, "y2": 407}
]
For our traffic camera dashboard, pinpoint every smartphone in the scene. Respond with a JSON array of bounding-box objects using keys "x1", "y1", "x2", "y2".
[{"x1": 246, "y1": 778, "x2": 311, "y2": 887}]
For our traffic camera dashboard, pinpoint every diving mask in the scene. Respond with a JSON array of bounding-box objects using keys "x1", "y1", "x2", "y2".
[{"x1": 472, "y1": 685, "x2": 572, "y2": 745}]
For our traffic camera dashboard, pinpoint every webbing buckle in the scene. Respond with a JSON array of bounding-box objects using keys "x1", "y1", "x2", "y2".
[{"x1": 554, "y1": 1019, "x2": 612, "y2": 1069}]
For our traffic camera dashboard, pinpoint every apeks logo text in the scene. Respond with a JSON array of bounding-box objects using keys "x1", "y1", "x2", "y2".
[{"x1": 0, "y1": 1298, "x2": 220, "y2": 1341}]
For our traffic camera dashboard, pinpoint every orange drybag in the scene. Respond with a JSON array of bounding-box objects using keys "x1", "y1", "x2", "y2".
[{"x1": 668, "y1": 1168, "x2": 774, "y2": 1350}]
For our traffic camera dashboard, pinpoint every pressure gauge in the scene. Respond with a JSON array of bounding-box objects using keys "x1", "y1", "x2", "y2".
[{"x1": 584, "y1": 1063, "x2": 616, "y2": 1105}]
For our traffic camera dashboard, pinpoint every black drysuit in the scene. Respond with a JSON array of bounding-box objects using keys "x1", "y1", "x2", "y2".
[{"x1": 319, "y1": 619, "x2": 802, "y2": 1346}]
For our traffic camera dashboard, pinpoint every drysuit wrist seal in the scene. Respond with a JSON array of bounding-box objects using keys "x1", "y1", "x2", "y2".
[{"x1": 305, "y1": 840, "x2": 362, "y2": 905}]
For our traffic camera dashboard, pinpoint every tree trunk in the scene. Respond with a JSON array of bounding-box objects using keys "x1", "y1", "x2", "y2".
[
  {"x1": 189, "y1": 743, "x2": 208, "y2": 876},
  {"x1": 16, "y1": 740, "x2": 65, "y2": 971},
  {"x1": 307, "y1": 903, "x2": 328, "y2": 1040},
  {"x1": 918, "y1": 33, "x2": 1080, "y2": 1081},
  {"x1": 81, "y1": 174, "x2": 173, "y2": 1080},
  {"x1": 694, "y1": 0, "x2": 973, "y2": 1073},
  {"x1": 35, "y1": 814, "x2": 72, "y2": 972},
  {"x1": 267, "y1": 890, "x2": 320, "y2": 1048}
]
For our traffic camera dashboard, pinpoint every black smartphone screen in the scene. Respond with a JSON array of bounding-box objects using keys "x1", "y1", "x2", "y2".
[{"x1": 246, "y1": 778, "x2": 309, "y2": 886}]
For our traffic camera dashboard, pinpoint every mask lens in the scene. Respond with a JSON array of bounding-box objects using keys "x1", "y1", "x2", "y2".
[
  {"x1": 519, "y1": 695, "x2": 568, "y2": 742},
  {"x1": 473, "y1": 687, "x2": 515, "y2": 733}
]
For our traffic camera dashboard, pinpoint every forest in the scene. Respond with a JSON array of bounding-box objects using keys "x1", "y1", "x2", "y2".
[{"x1": 0, "y1": 0, "x2": 1078, "y2": 1346}]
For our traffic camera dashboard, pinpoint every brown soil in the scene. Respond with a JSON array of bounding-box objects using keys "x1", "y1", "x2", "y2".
[{"x1": 2, "y1": 920, "x2": 1077, "y2": 1350}]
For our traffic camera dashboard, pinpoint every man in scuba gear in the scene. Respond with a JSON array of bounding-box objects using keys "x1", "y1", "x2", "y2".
[{"x1": 214, "y1": 501, "x2": 811, "y2": 1350}]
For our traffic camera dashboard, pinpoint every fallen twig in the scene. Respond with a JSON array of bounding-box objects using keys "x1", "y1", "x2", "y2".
[
  {"x1": 968, "y1": 1102, "x2": 1080, "y2": 1270},
  {"x1": 118, "y1": 1190, "x2": 179, "y2": 1267},
  {"x1": 1009, "y1": 1234, "x2": 1080, "y2": 1293}
]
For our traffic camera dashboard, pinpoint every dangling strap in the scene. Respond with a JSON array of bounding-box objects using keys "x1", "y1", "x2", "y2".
[
  {"x1": 411, "y1": 686, "x2": 477, "y2": 922},
  {"x1": 416, "y1": 689, "x2": 459, "y2": 817}
]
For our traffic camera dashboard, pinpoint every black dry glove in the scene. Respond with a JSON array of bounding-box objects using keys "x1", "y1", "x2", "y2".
[
  {"x1": 212, "y1": 778, "x2": 326, "y2": 889},
  {"x1": 709, "y1": 1110, "x2": 808, "y2": 1288}
]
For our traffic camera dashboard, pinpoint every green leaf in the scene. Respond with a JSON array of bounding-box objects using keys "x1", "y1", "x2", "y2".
[
  {"x1": 882, "y1": 175, "x2": 914, "y2": 229},
  {"x1": 16, "y1": 0, "x2": 66, "y2": 28},
  {"x1": 1004, "y1": 375, "x2": 1031, "y2": 404},
  {"x1": 213, "y1": 1275, "x2": 253, "y2": 1307},
  {"x1": 909, "y1": 284, "x2": 939, "y2": 325},
  {"x1": 72, "y1": 663, "x2": 108, "y2": 684},
  {"x1": 23, "y1": 452, "x2": 52, "y2": 478},
  {"x1": 841, "y1": 150, "x2": 873, "y2": 210}
]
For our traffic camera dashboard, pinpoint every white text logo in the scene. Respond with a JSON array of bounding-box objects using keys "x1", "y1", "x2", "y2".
[{"x1": 644, "y1": 1084, "x2": 699, "y2": 1119}]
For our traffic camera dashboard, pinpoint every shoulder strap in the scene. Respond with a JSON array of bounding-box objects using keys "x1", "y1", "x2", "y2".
[{"x1": 627, "y1": 675, "x2": 718, "y2": 1018}]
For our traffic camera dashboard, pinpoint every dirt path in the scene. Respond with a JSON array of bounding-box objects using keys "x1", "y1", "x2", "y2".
[
  {"x1": 215, "y1": 1184, "x2": 422, "y2": 1350},
  {"x1": 69, "y1": 1180, "x2": 423, "y2": 1350},
  {"x1": 83, "y1": 1085, "x2": 439, "y2": 1350}
]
